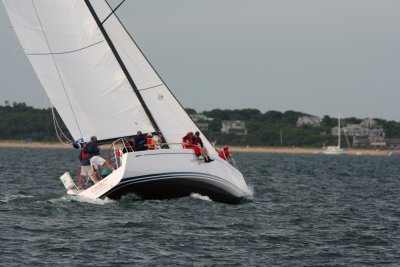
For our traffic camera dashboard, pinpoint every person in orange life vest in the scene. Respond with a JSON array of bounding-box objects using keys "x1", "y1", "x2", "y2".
[
  {"x1": 146, "y1": 133, "x2": 158, "y2": 150},
  {"x1": 219, "y1": 145, "x2": 232, "y2": 160},
  {"x1": 182, "y1": 132, "x2": 201, "y2": 157},
  {"x1": 78, "y1": 147, "x2": 99, "y2": 190},
  {"x1": 193, "y1": 131, "x2": 214, "y2": 163}
]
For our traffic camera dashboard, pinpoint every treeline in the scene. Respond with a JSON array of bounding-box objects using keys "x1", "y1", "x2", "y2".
[
  {"x1": 0, "y1": 102, "x2": 68, "y2": 141},
  {"x1": 187, "y1": 108, "x2": 400, "y2": 147},
  {"x1": 1, "y1": 102, "x2": 400, "y2": 146},
  {"x1": 195, "y1": 109, "x2": 338, "y2": 147}
]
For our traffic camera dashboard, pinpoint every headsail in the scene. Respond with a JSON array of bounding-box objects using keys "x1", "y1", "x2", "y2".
[
  {"x1": 90, "y1": 1, "x2": 216, "y2": 154},
  {"x1": 3, "y1": 0, "x2": 217, "y2": 155}
]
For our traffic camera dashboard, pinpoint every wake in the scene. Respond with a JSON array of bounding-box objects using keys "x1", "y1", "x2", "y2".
[
  {"x1": 49, "y1": 194, "x2": 116, "y2": 205},
  {"x1": 190, "y1": 193, "x2": 212, "y2": 202},
  {"x1": 0, "y1": 194, "x2": 35, "y2": 203}
]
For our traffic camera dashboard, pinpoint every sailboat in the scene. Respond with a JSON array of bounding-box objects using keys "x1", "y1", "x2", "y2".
[
  {"x1": 322, "y1": 114, "x2": 348, "y2": 155},
  {"x1": 3, "y1": 0, "x2": 251, "y2": 204}
]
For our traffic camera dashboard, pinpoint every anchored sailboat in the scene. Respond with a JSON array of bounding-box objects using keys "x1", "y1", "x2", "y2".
[
  {"x1": 3, "y1": 0, "x2": 251, "y2": 203},
  {"x1": 322, "y1": 114, "x2": 348, "y2": 155}
]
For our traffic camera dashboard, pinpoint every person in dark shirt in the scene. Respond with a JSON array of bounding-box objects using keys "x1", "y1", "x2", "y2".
[
  {"x1": 77, "y1": 148, "x2": 98, "y2": 189},
  {"x1": 133, "y1": 130, "x2": 148, "y2": 151},
  {"x1": 84, "y1": 136, "x2": 100, "y2": 158},
  {"x1": 84, "y1": 136, "x2": 114, "y2": 176},
  {"x1": 193, "y1": 131, "x2": 214, "y2": 163}
]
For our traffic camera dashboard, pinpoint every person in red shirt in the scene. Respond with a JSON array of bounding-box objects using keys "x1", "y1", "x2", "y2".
[
  {"x1": 219, "y1": 145, "x2": 232, "y2": 160},
  {"x1": 182, "y1": 132, "x2": 202, "y2": 158}
]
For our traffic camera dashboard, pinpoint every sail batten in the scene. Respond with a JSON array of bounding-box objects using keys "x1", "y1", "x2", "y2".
[
  {"x1": 26, "y1": 40, "x2": 105, "y2": 56},
  {"x1": 137, "y1": 85, "x2": 164, "y2": 92}
]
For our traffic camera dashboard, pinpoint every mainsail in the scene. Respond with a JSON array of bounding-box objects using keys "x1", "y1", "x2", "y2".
[{"x1": 3, "y1": 0, "x2": 216, "y2": 155}]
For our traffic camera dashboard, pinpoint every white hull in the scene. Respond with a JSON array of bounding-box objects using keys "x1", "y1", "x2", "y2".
[
  {"x1": 67, "y1": 149, "x2": 251, "y2": 204},
  {"x1": 322, "y1": 146, "x2": 348, "y2": 155}
]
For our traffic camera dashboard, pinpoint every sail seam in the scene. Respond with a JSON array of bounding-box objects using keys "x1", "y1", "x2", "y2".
[
  {"x1": 26, "y1": 40, "x2": 105, "y2": 56},
  {"x1": 138, "y1": 84, "x2": 163, "y2": 92},
  {"x1": 30, "y1": 0, "x2": 83, "y2": 138}
]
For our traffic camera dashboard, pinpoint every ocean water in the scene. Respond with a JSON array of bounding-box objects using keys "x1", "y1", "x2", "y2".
[{"x1": 0, "y1": 148, "x2": 399, "y2": 266}]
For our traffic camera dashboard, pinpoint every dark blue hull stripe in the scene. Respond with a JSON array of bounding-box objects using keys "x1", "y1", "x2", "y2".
[{"x1": 101, "y1": 172, "x2": 247, "y2": 199}]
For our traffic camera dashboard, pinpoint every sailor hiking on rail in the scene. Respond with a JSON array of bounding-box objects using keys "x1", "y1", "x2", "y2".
[{"x1": 183, "y1": 131, "x2": 213, "y2": 163}]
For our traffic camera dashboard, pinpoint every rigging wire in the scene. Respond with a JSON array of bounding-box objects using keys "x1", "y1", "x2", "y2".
[
  {"x1": 102, "y1": 0, "x2": 126, "y2": 25},
  {"x1": 51, "y1": 105, "x2": 72, "y2": 145}
]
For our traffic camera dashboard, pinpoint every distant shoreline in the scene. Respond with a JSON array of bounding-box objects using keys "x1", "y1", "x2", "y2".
[
  {"x1": 0, "y1": 140, "x2": 71, "y2": 149},
  {"x1": 223, "y1": 146, "x2": 389, "y2": 156},
  {"x1": 0, "y1": 140, "x2": 390, "y2": 156}
]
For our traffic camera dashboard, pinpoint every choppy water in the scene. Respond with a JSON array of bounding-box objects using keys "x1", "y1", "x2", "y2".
[{"x1": 0, "y1": 148, "x2": 399, "y2": 266}]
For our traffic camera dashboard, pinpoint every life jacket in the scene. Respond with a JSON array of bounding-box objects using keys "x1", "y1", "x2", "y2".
[
  {"x1": 79, "y1": 149, "x2": 90, "y2": 165},
  {"x1": 81, "y1": 150, "x2": 89, "y2": 160},
  {"x1": 147, "y1": 137, "x2": 155, "y2": 150},
  {"x1": 219, "y1": 150, "x2": 230, "y2": 160},
  {"x1": 182, "y1": 135, "x2": 193, "y2": 146},
  {"x1": 83, "y1": 141, "x2": 98, "y2": 158}
]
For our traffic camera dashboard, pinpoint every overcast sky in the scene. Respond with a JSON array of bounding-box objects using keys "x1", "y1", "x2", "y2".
[{"x1": 1, "y1": 0, "x2": 399, "y2": 121}]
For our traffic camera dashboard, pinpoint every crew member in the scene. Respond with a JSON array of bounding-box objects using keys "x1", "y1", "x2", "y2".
[
  {"x1": 182, "y1": 132, "x2": 201, "y2": 157},
  {"x1": 219, "y1": 145, "x2": 232, "y2": 161}
]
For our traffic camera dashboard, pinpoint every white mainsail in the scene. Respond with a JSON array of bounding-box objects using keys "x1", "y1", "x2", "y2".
[{"x1": 3, "y1": 0, "x2": 216, "y2": 155}]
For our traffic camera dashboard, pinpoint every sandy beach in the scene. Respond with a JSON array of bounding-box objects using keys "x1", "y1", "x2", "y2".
[
  {"x1": 0, "y1": 140, "x2": 390, "y2": 156},
  {"x1": 0, "y1": 140, "x2": 71, "y2": 149},
  {"x1": 219, "y1": 146, "x2": 389, "y2": 156}
]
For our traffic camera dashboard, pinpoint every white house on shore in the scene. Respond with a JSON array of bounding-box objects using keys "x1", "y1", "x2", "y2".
[
  {"x1": 189, "y1": 113, "x2": 213, "y2": 132},
  {"x1": 296, "y1": 115, "x2": 322, "y2": 127},
  {"x1": 189, "y1": 113, "x2": 211, "y2": 122},
  {"x1": 221, "y1": 120, "x2": 247, "y2": 135},
  {"x1": 332, "y1": 118, "x2": 384, "y2": 137}
]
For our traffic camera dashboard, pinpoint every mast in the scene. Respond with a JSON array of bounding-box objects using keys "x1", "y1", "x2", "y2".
[
  {"x1": 84, "y1": 0, "x2": 162, "y2": 139},
  {"x1": 338, "y1": 114, "x2": 341, "y2": 148}
]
